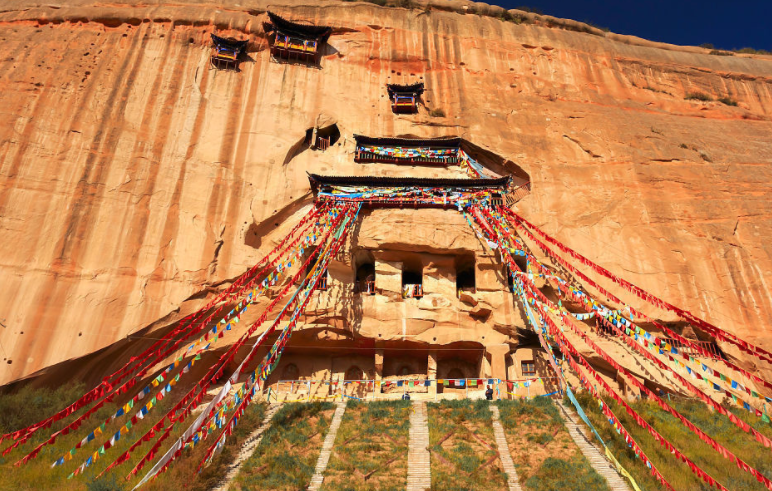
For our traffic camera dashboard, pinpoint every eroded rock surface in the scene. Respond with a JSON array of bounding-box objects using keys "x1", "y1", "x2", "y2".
[{"x1": 1, "y1": 0, "x2": 771, "y2": 386}]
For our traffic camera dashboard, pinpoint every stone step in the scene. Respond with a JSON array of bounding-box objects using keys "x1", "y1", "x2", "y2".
[
  {"x1": 557, "y1": 402, "x2": 633, "y2": 491},
  {"x1": 489, "y1": 405, "x2": 523, "y2": 491},
  {"x1": 307, "y1": 402, "x2": 347, "y2": 491},
  {"x1": 211, "y1": 403, "x2": 283, "y2": 491},
  {"x1": 406, "y1": 401, "x2": 432, "y2": 491}
]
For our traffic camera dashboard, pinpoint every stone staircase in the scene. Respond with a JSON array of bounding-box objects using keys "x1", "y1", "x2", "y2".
[
  {"x1": 308, "y1": 401, "x2": 347, "y2": 491},
  {"x1": 211, "y1": 402, "x2": 282, "y2": 491},
  {"x1": 489, "y1": 405, "x2": 523, "y2": 491},
  {"x1": 557, "y1": 402, "x2": 632, "y2": 491},
  {"x1": 406, "y1": 401, "x2": 431, "y2": 491}
]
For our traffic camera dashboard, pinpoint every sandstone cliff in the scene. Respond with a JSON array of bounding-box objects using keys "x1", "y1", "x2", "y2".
[{"x1": 1, "y1": 0, "x2": 771, "y2": 386}]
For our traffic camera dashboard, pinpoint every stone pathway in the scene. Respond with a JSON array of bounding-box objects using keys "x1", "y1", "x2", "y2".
[
  {"x1": 308, "y1": 401, "x2": 347, "y2": 491},
  {"x1": 212, "y1": 402, "x2": 282, "y2": 491},
  {"x1": 557, "y1": 402, "x2": 632, "y2": 491},
  {"x1": 406, "y1": 401, "x2": 432, "y2": 491},
  {"x1": 489, "y1": 405, "x2": 523, "y2": 491}
]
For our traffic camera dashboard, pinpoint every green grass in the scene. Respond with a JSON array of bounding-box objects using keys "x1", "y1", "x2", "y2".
[
  {"x1": 321, "y1": 400, "x2": 410, "y2": 490},
  {"x1": 0, "y1": 382, "x2": 87, "y2": 434},
  {"x1": 574, "y1": 392, "x2": 772, "y2": 491},
  {"x1": 427, "y1": 400, "x2": 508, "y2": 491},
  {"x1": 233, "y1": 402, "x2": 335, "y2": 490},
  {"x1": 717, "y1": 96, "x2": 738, "y2": 106},
  {"x1": 496, "y1": 397, "x2": 609, "y2": 490},
  {"x1": 525, "y1": 456, "x2": 610, "y2": 491},
  {"x1": 685, "y1": 92, "x2": 713, "y2": 102},
  {"x1": 0, "y1": 382, "x2": 265, "y2": 491}
]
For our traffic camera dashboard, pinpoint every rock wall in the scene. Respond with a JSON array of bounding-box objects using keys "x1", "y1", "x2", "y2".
[{"x1": 1, "y1": 0, "x2": 772, "y2": 385}]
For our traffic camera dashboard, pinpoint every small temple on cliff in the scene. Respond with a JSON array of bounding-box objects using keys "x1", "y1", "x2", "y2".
[
  {"x1": 265, "y1": 11, "x2": 332, "y2": 65},
  {"x1": 387, "y1": 82, "x2": 425, "y2": 113},
  {"x1": 210, "y1": 34, "x2": 248, "y2": 70}
]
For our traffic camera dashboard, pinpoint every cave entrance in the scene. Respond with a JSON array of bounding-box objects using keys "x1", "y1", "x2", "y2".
[
  {"x1": 456, "y1": 255, "x2": 476, "y2": 296},
  {"x1": 402, "y1": 258, "x2": 424, "y2": 299},
  {"x1": 355, "y1": 251, "x2": 376, "y2": 296},
  {"x1": 304, "y1": 245, "x2": 329, "y2": 291},
  {"x1": 309, "y1": 123, "x2": 340, "y2": 152}
]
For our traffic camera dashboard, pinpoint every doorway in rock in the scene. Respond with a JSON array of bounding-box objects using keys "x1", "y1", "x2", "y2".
[
  {"x1": 354, "y1": 250, "x2": 376, "y2": 295},
  {"x1": 456, "y1": 254, "x2": 476, "y2": 296},
  {"x1": 402, "y1": 257, "x2": 423, "y2": 299}
]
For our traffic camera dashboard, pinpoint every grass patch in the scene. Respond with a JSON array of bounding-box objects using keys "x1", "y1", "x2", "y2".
[
  {"x1": 685, "y1": 92, "x2": 712, "y2": 102},
  {"x1": 717, "y1": 96, "x2": 738, "y2": 106},
  {"x1": 496, "y1": 398, "x2": 608, "y2": 490},
  {"x1": 428, "y1": 107, "x2": 446, "y2": 118},
  {"x1": 321, "y1": 400, "x2": 410, "y2": 490},
  {"x1": 427, "y1": 400, "x2": 508, "y2": 491},
  {"x1": 525, "y1": 456, "x2": 610, "y2": 491},
  {"x1": 0, "y1": 382, "x2": 266, "y2": 491},
  {"x1": 734, "y1": 47, "x2": 772, "y2": 55},
  {"x1": 0, "y1": 382, "x2": 86, "y2": 434},
  {"x1": 573, "y1": 392, "x2": 772, "y2": 491},
  {"x1": 233, "y1": 402, "x2": 335, "y2": 490}
]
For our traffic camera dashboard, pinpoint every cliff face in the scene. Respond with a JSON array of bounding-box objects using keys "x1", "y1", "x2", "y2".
[{"x1": 1, "y1": 0, "x2": 772, "y2": 386}]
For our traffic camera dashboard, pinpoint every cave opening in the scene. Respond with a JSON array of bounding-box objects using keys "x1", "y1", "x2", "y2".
[{"x1": 401, "y1": 258, "x2": 423, "y2": 298}]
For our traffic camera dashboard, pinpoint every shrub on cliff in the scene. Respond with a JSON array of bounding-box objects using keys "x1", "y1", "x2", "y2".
[
  {"x1": 734, "y1": 47, "x2": 772, "y2": 55},
  {"x1": 685, "y1": 92, "x2": 712, "y2": 102},
  {"x1": 718, "y1": 96, "x2": 738, "y2": 106}
]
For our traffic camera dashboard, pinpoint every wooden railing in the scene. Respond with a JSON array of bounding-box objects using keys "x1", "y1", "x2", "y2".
[{"x1": 505, "y1": 182, "x2": 531, "y2": 207}]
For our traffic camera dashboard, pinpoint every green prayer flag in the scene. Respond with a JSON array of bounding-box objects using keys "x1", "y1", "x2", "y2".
[{"x1": 762, "y1": 413, "x2": 770, "y2": 424}]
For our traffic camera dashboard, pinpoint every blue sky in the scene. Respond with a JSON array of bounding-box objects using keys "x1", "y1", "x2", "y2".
[{"x1": 492, "y1": 0, "x2": 771, "y2": 51}]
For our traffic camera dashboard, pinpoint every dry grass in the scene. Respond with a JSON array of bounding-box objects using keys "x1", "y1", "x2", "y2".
[
  {"x1": 496, "y1": 397, "x2": 609, "y2": 491},
  {"x1": 321, "y1": 400, "x2": 410, "y2": 490},
  {"x1": 0, "y1": 383, "x2": 265, "y2": 491},
  {"x1": 232, "y1": 402, "x2": 335, "y2": 490},
  {"x1": 427, "y1": 399, "x2": 508, "y2": 491},
  {"x1": 574, "y1": 392, "x2": 772, "y2": 491}
]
